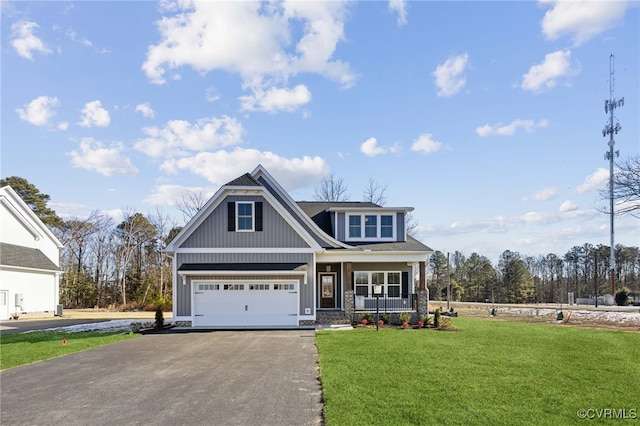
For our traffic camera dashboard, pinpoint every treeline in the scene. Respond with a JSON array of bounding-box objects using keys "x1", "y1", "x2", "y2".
[
  {"x1": 428, "y1": 244, "x2": 639, "y2": 304},
  {"x1": 57, "y1": 210, "x2": 181, "y2": 310}
]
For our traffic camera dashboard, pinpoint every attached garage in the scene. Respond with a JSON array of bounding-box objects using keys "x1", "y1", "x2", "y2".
[
  {"x1": 177, "y1": 263, "x2": 308, "y2": 328},
  {"x1": 193, "y1": 280, "x2": 299, "y2": 327}
]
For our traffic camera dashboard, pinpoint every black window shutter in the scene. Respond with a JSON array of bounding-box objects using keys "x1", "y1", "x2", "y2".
[
  {"x1": 228, "y1": 202, "x2": 235, "y2": 231},
  {"x1": 255, "y1": 202, "x2": 263, "y2": 232},
  {"x1": 402, "y1": 271, "x2": 409, "y2": 298}
]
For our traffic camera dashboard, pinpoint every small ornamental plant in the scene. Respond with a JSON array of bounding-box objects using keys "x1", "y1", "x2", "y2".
[
  {"x1": 361, "y1": 318, "x2": 368, "y2": 325},
  {"x1": 378, "y1": 319, "x2": 384, "y2": 327},
  {"x1": 399, "y1": 312, "x2": 411, "y2": 328},
  {"x1": 417, "y1": 319, "x2": 424, "y2": 328}
]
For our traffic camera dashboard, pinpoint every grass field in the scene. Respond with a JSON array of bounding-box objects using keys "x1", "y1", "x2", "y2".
[
  {"x1": 316, "y1": 318, "x2": 640, "y2": 425},
  {"x1": 0, "y1": 331, "x2": 137, "y2": 370}
]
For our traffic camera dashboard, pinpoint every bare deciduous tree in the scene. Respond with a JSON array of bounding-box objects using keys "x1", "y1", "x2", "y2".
[
  {"x1": 362, "y1": 178, "x2": 387, "y2": 206},
  {"x1": 177, "y1": 192, "x2": 208, "y2": 223},
  {"x1": 313, "y1": 174, "x2": 349, "y2": 202},
  {"x1": 613, "y1": 155, "x2": 640, "y2": 217}
]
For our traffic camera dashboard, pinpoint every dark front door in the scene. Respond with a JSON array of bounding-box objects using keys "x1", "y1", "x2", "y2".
[{"x1": 319, "y1": 273, "x2": 336, "y2": 308}]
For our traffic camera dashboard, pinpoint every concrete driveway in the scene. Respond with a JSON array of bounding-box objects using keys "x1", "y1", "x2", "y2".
[{"x1": 0, "y1": 330, "x2": 322, "y2": 425}]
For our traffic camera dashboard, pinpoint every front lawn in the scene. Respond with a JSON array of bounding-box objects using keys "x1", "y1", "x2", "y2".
[
  {"x1": 0, "y1": 331, "x2": 138, "y2": 370},
  {"x1": 316, "y1": 318, "x2": 640, "y2": 425}
]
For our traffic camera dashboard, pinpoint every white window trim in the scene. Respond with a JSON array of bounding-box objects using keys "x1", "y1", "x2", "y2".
[
  {"x1": 236, "y1": 201, "x2": 255, "y2": 232},
  {"x1": 353, "y1": 271, "x2": 402, "y2": 297},
  {"x1": 345, "y1": 213, "x2": 395, "y2": 242}
]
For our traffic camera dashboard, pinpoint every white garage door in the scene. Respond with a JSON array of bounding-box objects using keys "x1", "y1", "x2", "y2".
[{"x1": 193, "y1": 281, "x2": 298, "y2": 327}]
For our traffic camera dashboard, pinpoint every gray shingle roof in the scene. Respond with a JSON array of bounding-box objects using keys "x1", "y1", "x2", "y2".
[
  {"x1": 347, "y1": 235, "x2": 433, "y2": 252},
  {"x1": 225, "y1": 173, "x2": 263, "y2": 187},
  {"x1": 0, "y1": 243, "x2": 60, "y2": 271}
]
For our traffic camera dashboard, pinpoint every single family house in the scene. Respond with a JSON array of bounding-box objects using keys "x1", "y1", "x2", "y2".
[
  {"x1": 0, "y1": 185, "x2": 63, "y2": 320},
  {"x1": 167, "y1": 165, "x2": 433, "y2": 328}
]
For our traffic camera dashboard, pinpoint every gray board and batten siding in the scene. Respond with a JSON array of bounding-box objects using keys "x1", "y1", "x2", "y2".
[{"x1": 180, "y1": 195, "x2": 311, "y2": 249}]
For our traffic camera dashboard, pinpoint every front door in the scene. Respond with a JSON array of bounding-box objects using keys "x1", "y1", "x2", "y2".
[{"x1": 319, "y1": 273, "x2": 336, "y2": 308}]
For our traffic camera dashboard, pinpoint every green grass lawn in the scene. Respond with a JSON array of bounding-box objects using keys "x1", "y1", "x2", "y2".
[
  {"x1": 316, "y1": 318, "x2": 640, "y2": 425},
  {"x1": 0, "y1": 331, "x2": 138, "y2": 370}
]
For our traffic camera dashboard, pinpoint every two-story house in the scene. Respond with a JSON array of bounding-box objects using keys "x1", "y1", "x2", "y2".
[{"x1": 167, "y1": 165, "x2": 432, "y2": 328}]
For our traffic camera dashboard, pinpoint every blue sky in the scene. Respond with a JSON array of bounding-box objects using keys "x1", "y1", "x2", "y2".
[{"x1": 2, "y1": 0, "x2": 638, "y2": 263}]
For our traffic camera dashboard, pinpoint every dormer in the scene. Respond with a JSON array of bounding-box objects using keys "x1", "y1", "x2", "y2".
[{"x1": 296, "y1": 201, "x2": 413, "y2": 244}]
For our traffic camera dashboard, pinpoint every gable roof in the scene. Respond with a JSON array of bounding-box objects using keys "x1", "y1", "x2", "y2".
[
  {"x1": 0, "y1": 242, "x2": 60, "y2": 271},
  {"x1": 0, "y1": 185, "x2": 63, "y2": 248},
  {"x1": 225, "y1": 173, "x2": 262, "y2": 187}
]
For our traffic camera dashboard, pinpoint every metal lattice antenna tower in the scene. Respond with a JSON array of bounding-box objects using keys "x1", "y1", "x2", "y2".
[{"x1": 602, "y1": 54, "x2": 624, "y2": 296}]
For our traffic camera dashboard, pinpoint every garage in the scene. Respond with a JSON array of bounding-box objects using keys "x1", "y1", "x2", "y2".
[{"x1": 193, "y1": 280, "x2": 299, "y2": 327}]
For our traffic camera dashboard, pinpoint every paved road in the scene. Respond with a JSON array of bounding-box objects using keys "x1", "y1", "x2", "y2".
[{"x1": 0, "y1": 330, "x2": 322, "y2": 425}]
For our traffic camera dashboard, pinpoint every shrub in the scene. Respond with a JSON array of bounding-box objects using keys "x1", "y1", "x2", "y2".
[
  {"x1": 434, "y1": 308, "x2": 441, "y2": 328},
  {"x1": 361, "y1": 312, "x2": 374, "y2": 323},
  {"x1": 154, "y1": 307, "x2": 164, "y2": 330},
  {"x1": 399, "y1": 312, "x2": 411, "y2": 325},
  {"x1": 615, "y1": 287, "x2": 630, "y2": 306},
  {"x1": 382, "y1": 313, "x2": 390, "y2": 324}
]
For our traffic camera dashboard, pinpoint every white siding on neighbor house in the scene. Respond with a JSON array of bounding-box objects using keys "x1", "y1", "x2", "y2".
[
  {"x1": 0, "y1": 268, "x2": 59, "y2": 316},
  {"x1": 0, "y1": 199, "x2": 60, "y2": 266}
]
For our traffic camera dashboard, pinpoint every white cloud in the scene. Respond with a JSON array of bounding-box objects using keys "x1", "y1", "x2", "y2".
[
  {"x1": 10, "y1": 21, "x2": 52, "y2": 60},
  {"x1": 68, "y1": 29, "x2": 93, "y2": 47},
  {"x1": 142, "y1": 1, "x2": 355, "y2": 91},
  {"x1": 16, "y1": 95, "x2": 59, "y2": 126},
  {"x1": 576, "y1": 168, "x2": 609, "y2": 193},
  {"x1": 360, "y1": 137, "x2": 399, "y2": 157},
  {"x1": 559, "y1": 200, "x2": 579, "y2": 212},
  {"x1": 476, "y1": 118, "x2": 549, "y2": 137},
  {"x1": 388, "y1": 0, "x2": 407, "y2": 26},
  {"x1": 135, "y1": 115, "x2": 244, "y2": 158},
  {"x1": 68, "y1": 138, "x2": 138, "y2": 176},
  {"x1": 57, "y1": 122, "x2": 69, "y2": 131},
  {"x1": 239, "y1": 84, "x2": 311, "y2": 113},
  {"x1": 540, "y1": 0, "x2": 628, "y2": 46},
  {"x1": 521, "y1": 50, "x2": 576, "y2": 93},
  {"x1": 411, "y1": 133, "x2": 442, "y2": 154},
  {"x1": 160, "y1": 147, "x2": 328, "y2": 190},
  {"x1": 135, "y1": 103, "x2": 155, "y2": 118},
  {"x1": 144, "y1": 184, "x2": 216, "y2": 207},
  {"x1": 79, "y1": 100, "x2": 111, "y2": 127},
  {"x1": 432, "y1": 53, "x2": 469, "y2": 97},
  {"x1": 523, "y1": 187, "x2": 558, "y2": 201}
]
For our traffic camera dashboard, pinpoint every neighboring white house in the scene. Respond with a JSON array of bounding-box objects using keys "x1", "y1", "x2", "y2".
[{"x1": 0, "y1": 185, "x2": 63, "y2": 319}]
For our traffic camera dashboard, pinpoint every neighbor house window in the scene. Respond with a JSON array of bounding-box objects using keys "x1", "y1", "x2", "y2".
[
  {"x1": 349, "y1": 215, "x2": 361, "y2": 238},
  {"x1": 237, "y1": 202, "x2": 254, "y2": 231}
]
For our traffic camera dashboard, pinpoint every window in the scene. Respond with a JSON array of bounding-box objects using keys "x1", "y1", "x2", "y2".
[
  {"x1": 354, "y1": 271, "x2": 402, "y2": 297},
  {"x1": 388, "y1": 272, "x2": 400, "y2": 297},
  {"x1": 355, "y1": 272, "x2": 369, "y2": 296},
  {"x1": 346, "y1": 213, "x2": 395, "y2": 240},
  {"x1": 198, "y1": 284, "x2": 219, "y2": 291},
  {"x1": 249, "y1": 284, "x2": 269, "y2": 290},
  {"x1": 349, "y1": 215, "x2": 361, "y2": 238},
  {"x1": 364, "y1": 215, "x2": 377, "y2": 238},
  {"x1": 237, "y1": 202, "x2": 254, "y2": 231},
  {"x1": 381, "y1": 215, "x2": 393, "y2": 238},
  {"x1": 274, "y1": 283, "x2": 295, "y2": 291},
  {"x1": 223, "y1": 284, "x2": 244, "y2": 290}
]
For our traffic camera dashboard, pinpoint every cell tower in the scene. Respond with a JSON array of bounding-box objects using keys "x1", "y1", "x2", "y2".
[{"x1": 602, "y1": 54, "x2": 623, "y2": 296}]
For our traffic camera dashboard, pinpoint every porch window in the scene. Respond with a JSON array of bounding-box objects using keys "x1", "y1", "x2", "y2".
[
  {"x1": 349, "y1": 215, "x2": 361, "y2": 238},
  {"x1": 387, "y1": 272, "x2": 400, "y2": 297},
  {"x1": 355, "y1": 272, "x2": 369, "y2": 296}
]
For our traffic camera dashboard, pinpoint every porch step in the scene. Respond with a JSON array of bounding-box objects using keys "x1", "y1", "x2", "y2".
[{"x1": 316, "y1": 311, "x2": 351, "y2": 325}]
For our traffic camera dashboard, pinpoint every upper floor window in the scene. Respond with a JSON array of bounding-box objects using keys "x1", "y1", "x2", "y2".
[
  {"x1": 349, "y1": 215, "x2": 361, "y2": 238},
  {"x1": 227, "y1": 201, "x2": 263, "y2": 232},
  {"x1": 346, "y1": 213, "x2": 395, "y2": 241},
  {"x1": 237, "y1": 202, "x2": 254, "y2": 231}
]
